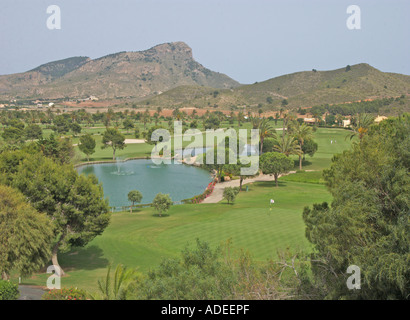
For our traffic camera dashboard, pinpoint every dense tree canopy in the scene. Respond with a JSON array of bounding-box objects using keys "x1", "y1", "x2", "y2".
[
  {"x1": 0, "y1": 185, "x2": 54, "y2": 279},
  {"x1": 260, "y1": 152, "x2": 294, "y2": 187},
  {"x1": 303, "y1": 115, "x2": 410, "y2": 299},
  {"x1": 0, "y1": 151, "x2": 110, "y2": 275},
  {"x1": 79, "y1": 133, "x2": 96, "y2": 161},
  {"x1": 101, "y1": 128, "x2": 126, "y2": 160}
]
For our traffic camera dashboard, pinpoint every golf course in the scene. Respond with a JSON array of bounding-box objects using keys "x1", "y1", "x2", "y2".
[{"x1": 20, "y1": 126, "x2": 352, "y2": 292}]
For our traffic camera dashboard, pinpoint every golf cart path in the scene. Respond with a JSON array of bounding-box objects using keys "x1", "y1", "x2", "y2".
[
  {"x1": 201, "y1": 171, "x2": 298, "y2": 204},
  {"x1": 201, "y1": 169, "x2": 319, "y2": 204}
]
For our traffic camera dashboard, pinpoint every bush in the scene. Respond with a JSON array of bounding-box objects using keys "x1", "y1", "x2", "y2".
[
  {"x1": 42, "y1": 287, "x2": 88, "y2": 300},
  {"x1": 223, "y1": 187, "x2": 240, "y2": 204},
  {"x1": 0, "y1": 280, "x2": 20, "y2": 300}
]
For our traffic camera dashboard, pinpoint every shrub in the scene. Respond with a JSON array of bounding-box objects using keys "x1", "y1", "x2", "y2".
[
  {"x1": 0, "y1": 280, "x2": 20, "y2": 300},
  {"x1": 42, "y1": 287, "x2": 88, "y2": 300},
  {"x1": 223, "y1": 187, "x2": 240, "y2": 204}
]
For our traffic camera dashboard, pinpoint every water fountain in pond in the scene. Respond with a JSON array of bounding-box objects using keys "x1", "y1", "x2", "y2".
[{"x1": 111, "y1": 158, "x2": 135, "y2": 176}]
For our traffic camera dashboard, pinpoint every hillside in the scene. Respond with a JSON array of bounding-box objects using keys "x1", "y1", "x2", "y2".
[
  {"x1": 0, "y1": 42, "x2": 240, "y2": 100},
  {"x1": 141, "y1": 63, "x2": 410, "y2": 109}
]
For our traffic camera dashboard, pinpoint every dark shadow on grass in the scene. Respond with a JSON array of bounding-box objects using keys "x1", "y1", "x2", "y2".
[
  {"x1": 253, "y1": 180, "x2": 288, "y2": 188},
  {"x1": 151, "y1": 213, "x2": 170, "y2": 218},
  {"x1": 58, "y1": 245, "x2": 110, "y2": 272}
]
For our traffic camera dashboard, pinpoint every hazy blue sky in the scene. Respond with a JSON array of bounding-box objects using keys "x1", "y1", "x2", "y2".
[{"x1": 0, "y1": 0, "x2": 409, "y2": 83}]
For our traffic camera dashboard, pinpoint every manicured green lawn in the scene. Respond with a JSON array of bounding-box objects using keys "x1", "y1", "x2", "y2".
[
  {"x1": 291, "y1": 128, "x2": 353, "y2": 170},
  {"x1": 18, "y1": 127, "x2": 352, "y2": 293},
  {"x1": 22, "y1": 177, "x2": 331, "y2": 292}
]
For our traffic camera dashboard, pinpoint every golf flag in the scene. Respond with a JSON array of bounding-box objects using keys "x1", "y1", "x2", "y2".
[{"x1": 270, "y1": 199, "x2": 275, "y2": 204}]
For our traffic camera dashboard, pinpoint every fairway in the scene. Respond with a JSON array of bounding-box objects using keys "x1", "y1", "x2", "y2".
[{"x1": 23, "y1": 177, "x2": 332, "y2": 292}]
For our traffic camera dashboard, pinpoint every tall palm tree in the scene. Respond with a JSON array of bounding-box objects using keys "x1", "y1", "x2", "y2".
[
  {"x1": 348, "y1": 113, "x2": 375, "y2": 141},
  {"x1": 251, "y1": 116, "x2": 261, "y2": 130},
  {"x1": 237, "y1": 111, "x2": 244, "y2": 127},
  {"x1": 281, "y1": 112, "x2": 288, "y2": 144},
  {"x1": 293, "y1": 122, "x2": 313, "y2": 170},
  {"x1": 274, "y1": 134, "x2": 302, "y2": 157},
  {"x1": 258, "y1": 119, "x2": 277, "y2": 154}
]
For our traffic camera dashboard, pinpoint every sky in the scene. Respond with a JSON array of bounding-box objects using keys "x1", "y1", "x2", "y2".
[{"x1": 0, "y1": 0, "x2": 409, "y2": 84}]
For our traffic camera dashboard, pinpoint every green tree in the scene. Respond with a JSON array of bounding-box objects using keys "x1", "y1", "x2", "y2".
[
  {"x1": 123, "y1": 118, "x2": 134, "y2": 133},
  {"x1": 223, "y1": 187, "x2": 240, "y2": 204},
  {"x1": 37, "y1": 134, "x2": 74, "y2": 164},
  {"x1": 204, "y1": 114, "x2": 221, "y2": 130},
  {"x1": 303, "y1": 115, "x2": 410, "y2": 299},
  {"x1": 2, "y1": 127, "x2": 24, "y2": 145},
  {"x1": 144, "y1": 125, "x2": 168, "y2": 151},
  {"x1": 260, "y1": 152, "x2": 294, "y2": 187},
  {"x1": 127, "y1": 190, "x2": 142, "y2": 213},
  {"x1": 262, "y1": 137, "x2": 276, "y2": 153},
  {"x1": 79, "y1": 133, "x2": 96, "y2": 161},
  {"x1": 134, "y1": 127, "x2": 140, "y2": 138},
  {"x1": 71, "y1": 123, "x2": 82, "y2": 136},
  {"x1": 0, "y1": 185, "x2": 54, "y2": 280},
  {"x1": 0, "y1": 280, "x2": 20, "y2": 300},
  {"x1": 292, "y1": 123, "x2": 313, "y2": 170},
  {"x1": 237, "y1": 111, "x2": 244, "y2": 127},
  {"x1": 10, "y1": 153, "x2": 110, "y2": 275},
  {"x1": 24, "y1": 124, "x2": 43, "y2": 141},
  {"x1": 102, "y1": 128, "x2": 126, "y2": 160},
  {"x1": 125, "y1": 240, "x2": 235, "y2": 299},
  {"x1": 152, "y1": 193, "x2": 173, "y2": 217},
  {"x1": 258, "y1": 119, "x2": 277, "y2": 155},
  {"x1": 53, "y1": 115, "x2": 70, "y2": 135},
  {"x1": 301, "y1": 138, "x2": 318, "y2": 161}
]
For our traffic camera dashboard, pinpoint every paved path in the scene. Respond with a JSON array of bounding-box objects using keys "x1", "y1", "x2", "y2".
[
  {"x1": 201, "y1": 171, "x2": 297, "y2": 204},
  {"x1": 18, "y1": 285, "x2": 46, "y2": 300}
]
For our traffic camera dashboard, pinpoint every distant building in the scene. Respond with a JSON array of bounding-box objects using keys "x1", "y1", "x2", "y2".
[
  {"x1": 303, "y1": 117, "x2": 316, "y2": 124},
  {"x1": 49, "y1": 102, "x2": 55, "y2": 107},
  {"x1": 342, "y1": 119, "x2": 351, "y2": 127},
  {"x1": 374, "y1": 115, "x2": 388, "y2": 123}
]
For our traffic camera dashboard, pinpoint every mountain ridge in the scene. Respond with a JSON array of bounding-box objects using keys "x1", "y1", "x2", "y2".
[
  {"x1": 140, "y1": 63, "x2": 410, "y2": 109},
  {"x1": 0, "y1": 42, "x2": 240, "y2": 100}
]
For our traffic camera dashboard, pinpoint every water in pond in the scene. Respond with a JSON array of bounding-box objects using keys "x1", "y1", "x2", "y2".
[{"x1": 77, "y1": 159, "x2": 212, "y2": 208}]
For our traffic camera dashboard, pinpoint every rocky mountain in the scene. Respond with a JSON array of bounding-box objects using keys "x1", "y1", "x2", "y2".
[{"x1": 0, "y1": 42, "x2": 240, "y2": 100}]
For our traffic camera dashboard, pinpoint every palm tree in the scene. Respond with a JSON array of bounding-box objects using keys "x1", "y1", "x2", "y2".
[
  {"x1": 251, "y1": 116, "x2": 261, "y2": 129},
  {"x1": 347, "y1": 113, "x2": 375, "y2": 141},
  {"x1": 293, "y1": 122, "x2": 313, "y2": 170},
  {"x1": 237, "y1": 111, "x2": 244, "y2": 127},
  {"x1": 258, "y1": 119, "x2": 277, "y2": 154},
  {"x1": 274, "y1": 134, "x2": 302, "y2": 157},
  {"x1": 281, "y1": 112, "x2": 288, "y2": 144},
  {"x1": 94, "y1": 264, "x2": 136, "y2": 300}
]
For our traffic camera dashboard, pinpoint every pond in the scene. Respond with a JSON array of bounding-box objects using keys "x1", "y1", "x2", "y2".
[{"x1": 77, "y1": 159, "x2": 213, "y2": 209}]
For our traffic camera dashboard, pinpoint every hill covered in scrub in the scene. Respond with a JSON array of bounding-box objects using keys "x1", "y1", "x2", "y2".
[
  {"x1": 140, "y1": 63, "x2": 410, "y2": 110},
  {"x1": 0, "y1": 42, "x2": 240, "y2": 100}
]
